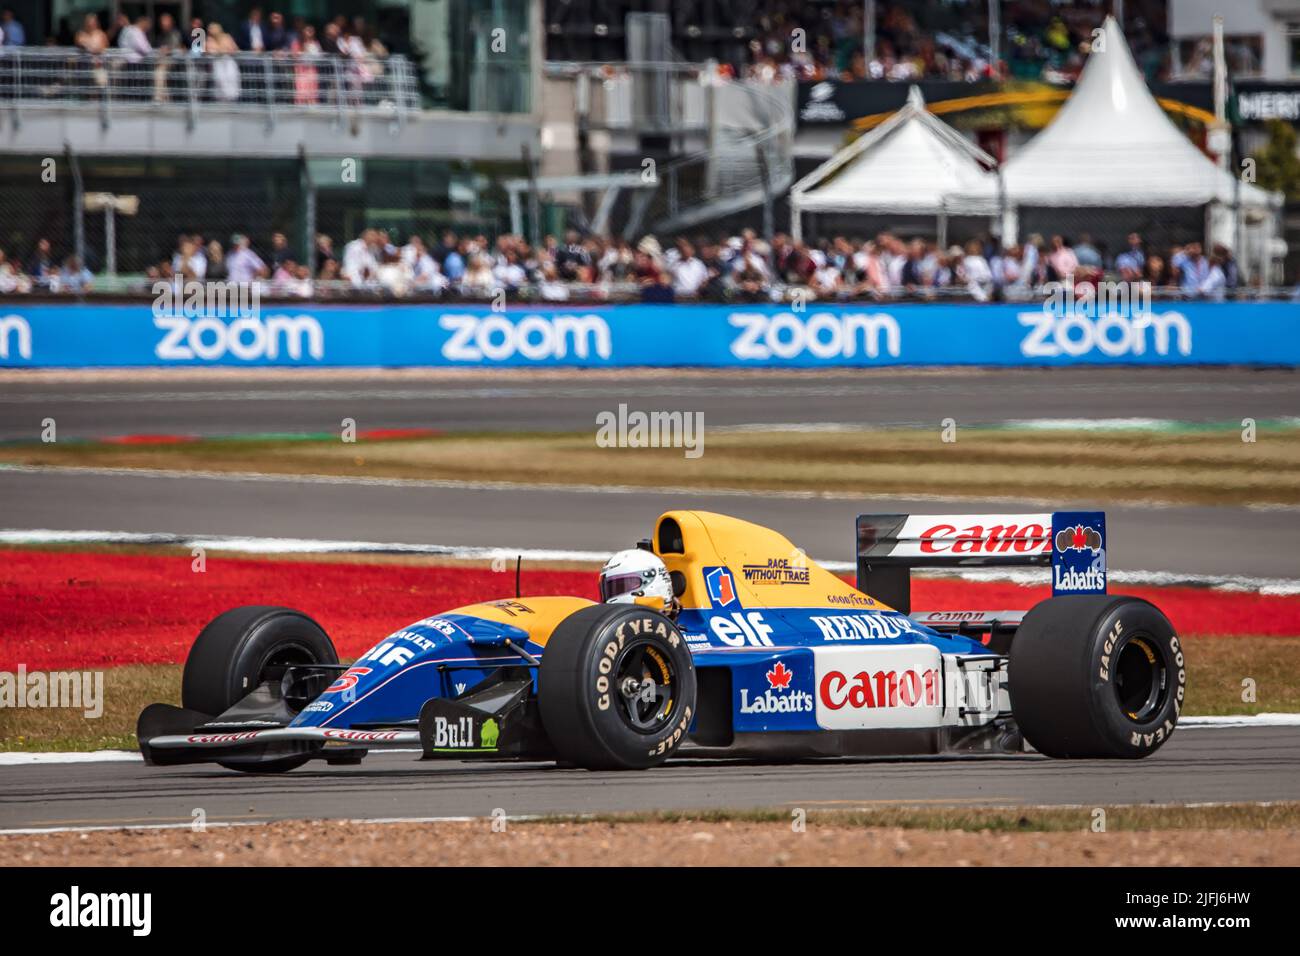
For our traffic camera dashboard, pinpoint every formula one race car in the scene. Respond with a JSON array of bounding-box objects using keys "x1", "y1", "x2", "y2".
[{"x1": 137, "y1": 510, "x2": 1185, "y2": 772}]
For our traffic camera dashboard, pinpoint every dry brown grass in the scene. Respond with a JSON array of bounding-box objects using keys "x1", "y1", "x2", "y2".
[
  {"x1": 0, "y1": 664, "x2": 177, "y2": 752},
  {"x1": 2, "y1": 426, "x2": 1299, "y2": 506}
]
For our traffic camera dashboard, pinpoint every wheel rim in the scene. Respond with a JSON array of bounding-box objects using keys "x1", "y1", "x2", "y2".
[
  {"x1": 257, "y1": 642, "x2": 316, "y2": 685},
  {"x1": 1113, "y1": 634, "x2": 1168, "y2": 722},
  {"x1": 612, "y1": 640, "x2": 677, "y2": 734}
]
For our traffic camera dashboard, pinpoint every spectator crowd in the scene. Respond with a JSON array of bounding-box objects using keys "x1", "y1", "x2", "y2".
[
  {"x1": 0, "y1": 7, "x2": 392, "y2": 106},
  {"x1": 0, "y1": 227, "x2": 1250, "y2": 303},
  {"x1": 7, "y1": 1, "x2": 1175, "y2": 93},
  {"x1": 732, "y1": 0, "x2": 1170, "y2": 85}
]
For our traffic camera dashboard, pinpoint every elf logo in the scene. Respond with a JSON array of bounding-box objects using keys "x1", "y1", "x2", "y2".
[
  {"x1": 358, "y1": 642, "x2": 416, "y2": 669},
  {"x1": 709, "y1": 610, "x2": 775, "y2": 647},
  {"x1": 154, "y1": 313, "x2": 323, "y2": 361}
]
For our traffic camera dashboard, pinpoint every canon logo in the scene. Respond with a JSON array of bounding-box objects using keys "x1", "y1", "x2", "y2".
[
  {"x1": 154, "y1": 314, "x2": 324, "y2": 361},
  {"x1": 918, "y1": 523, "x2": 1050, "y2": 554},
  {"x1": 320, "y1": 729, "x2": 401, "y2": 742},
  {"x1": 729, "y1": 312, "x2": 901, "y2": 361},
  {"x1": 819, "y1": 667, "x2": 940, "y2": 710},
  {"x1": 919, "y1": 611, "x2": 987, "y2": 622},
  {"x1": 187, "y1": 731, "x2": 261, "y2": 744},
  {"x1": 439, "y1": 313, "x2": 611, "y2": 362}
]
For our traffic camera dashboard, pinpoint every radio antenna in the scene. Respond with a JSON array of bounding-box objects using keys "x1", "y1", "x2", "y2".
[{"x1": 515, "y1": 555, "x2": 522, "y2": 598}]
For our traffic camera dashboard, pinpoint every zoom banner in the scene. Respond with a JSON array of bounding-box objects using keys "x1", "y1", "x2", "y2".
[{"x1": 1, "y1": 302, "x2": 1296, "y2": 368}]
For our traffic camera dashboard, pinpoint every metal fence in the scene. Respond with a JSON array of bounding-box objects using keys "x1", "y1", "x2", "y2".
[
  {"x1": 0, "y1": 153, "x2": 305, "y2": 278},
  {"x1": 643, "y1": 76, "x2": 796, "y2": 235},
  {"x1": 545, "y1": 61, "x2": 796, "y2": 236},
  {"x1": 0, "y1": 47, "x2": 420, "y2": 128},
  {"x1": 6, "y1": 273, "x2": 1294, "y2": 305},
  {"x1": 548, "y1": 61, "x2": 712, "y2": 133}
]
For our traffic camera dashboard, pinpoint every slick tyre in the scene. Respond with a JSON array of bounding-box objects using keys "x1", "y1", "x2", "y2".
[
  {"x1": 1009, "y1": 595, "x2": 1185, "y2": 758},
  {"x1": 539, "y1": 604, "x2": 696, "y2": 770},
  {"x1": 181, "y1": 606, "x2": 338, "y2": 773}
]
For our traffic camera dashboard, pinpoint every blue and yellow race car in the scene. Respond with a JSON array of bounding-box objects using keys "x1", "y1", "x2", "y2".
[{"x1": 138, "y1": 510, "x2": 1185, "y2": 771}]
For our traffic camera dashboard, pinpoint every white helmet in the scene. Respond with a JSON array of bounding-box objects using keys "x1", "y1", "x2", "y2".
[{"x1": 599, "y1": 548, "x2": 674, "y2": 608}]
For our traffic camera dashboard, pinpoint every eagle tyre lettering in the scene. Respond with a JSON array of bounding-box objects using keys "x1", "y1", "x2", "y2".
[
  {"x1": 539, "y1": 604, "x2": 696, "y2": 770},
  {"x1": 1009, "y1": 595, "x2": 1182, "y2": 758}
]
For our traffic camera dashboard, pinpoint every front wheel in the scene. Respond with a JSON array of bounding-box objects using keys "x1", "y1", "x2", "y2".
[
  {"x1": 1009, "y1": 595, "x2": 1185, "y2": 758},
  {"x1": 539, "y1": 604, "x2": 696, "y2": 770},
  {"x1": 181, "y1": 605, "x2": 338, "y2": 774}
]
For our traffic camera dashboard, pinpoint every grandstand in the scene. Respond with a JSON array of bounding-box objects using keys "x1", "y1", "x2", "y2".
[{"x1": 0, "y1": 0, "x2": 1296, "y2": 300}]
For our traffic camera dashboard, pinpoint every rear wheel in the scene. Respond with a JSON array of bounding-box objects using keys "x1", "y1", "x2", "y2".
[
  {"x1": 1009, "y1": 595, "x2": 1185, "y2": 758},
  {"x1": 539, "y1": 604, "x2": 696, "y2": 770},
  {"x1": 181, "y1": 606, "x2": 338, "y2": 773}
]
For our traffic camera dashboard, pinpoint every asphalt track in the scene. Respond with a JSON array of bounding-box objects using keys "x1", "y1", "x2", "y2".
[
  {"x1": 1, "y1": 465, "x2": 1295, "y2": 579},
  {"x1": 0, "y1": 728, "x2": 1295, "y2": 832},
  {"x1": 3, "y1": 366, "x2": 1296, "y2": 581},
  {"x1": 1, "y1": 367, "x2": 1297, "y2": 439}
]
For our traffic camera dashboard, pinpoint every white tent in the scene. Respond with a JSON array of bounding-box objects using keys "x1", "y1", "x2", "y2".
[
  {"x1": 967, "y1": 16, "x2": 1280, "y2": 232},
  {"x1": 789, "y1": 86, "x2": 1000, "y2": 244}
]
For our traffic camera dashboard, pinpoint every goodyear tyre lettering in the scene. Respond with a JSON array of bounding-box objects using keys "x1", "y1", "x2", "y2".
[{"x1": 539, "y1": 605, "x2": 696, "y2": 770}]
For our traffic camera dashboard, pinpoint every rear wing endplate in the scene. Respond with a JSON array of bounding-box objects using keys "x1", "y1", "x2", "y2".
[{"x1": 856, "y1": 511, "x2": 1107, "y2": 613}]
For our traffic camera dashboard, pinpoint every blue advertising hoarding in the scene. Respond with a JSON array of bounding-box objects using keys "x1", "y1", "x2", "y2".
[{"x1": 0, "y1": 301, "x2": 1296, "y2": 368}]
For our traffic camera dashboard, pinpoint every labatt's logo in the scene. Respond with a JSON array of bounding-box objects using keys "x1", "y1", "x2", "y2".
[
  {"x1": 1055, "y1": 524, "x2": 1102, "y2": 554},
  {"x1": 1051, "y1": 512, "x2": 1107, "y2": 595},
  {"x1": 739, "y1": 661, "x2": 813, "y2": 714},
  {"x1": 1054, "y1": 563, "x2": 1107, "y2": 591}
]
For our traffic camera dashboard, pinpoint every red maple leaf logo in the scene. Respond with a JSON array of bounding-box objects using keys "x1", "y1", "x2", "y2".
[
  {"x1": 1071, "y1": 525, "x2": 1087, "y2": 549},
  {"x1": 766, "y1": 661, "x2": 793, "y2": 690}
]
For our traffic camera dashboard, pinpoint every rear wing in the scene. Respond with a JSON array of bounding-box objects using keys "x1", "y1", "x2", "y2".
[{"x1": 855, "y1": 511, "x2": 1107, "y2": 613}]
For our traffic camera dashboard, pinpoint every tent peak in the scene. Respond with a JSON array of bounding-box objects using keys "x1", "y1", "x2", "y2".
[{"x1": 955, "y1": 10, "x2": 1279, "y2": 210}]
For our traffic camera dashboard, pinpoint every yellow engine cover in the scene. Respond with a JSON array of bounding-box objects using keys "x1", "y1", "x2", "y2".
[{"x1": 652, "y1": 511, "x2": 889, "y2": 613}]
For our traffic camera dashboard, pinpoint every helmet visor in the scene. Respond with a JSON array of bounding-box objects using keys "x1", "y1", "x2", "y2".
[{"x1": 600, "y1": 572, "x2": 646, "y2": 601}]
